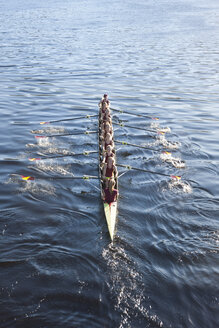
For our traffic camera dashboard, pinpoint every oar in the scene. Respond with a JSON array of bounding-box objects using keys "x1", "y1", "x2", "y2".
[
  {"x1": 113, "y1": 121, "x2": 165, "y2": 134},
  {"x1": 19, "y1": 175, "x2": 99, "y2": 181},
  {"x1": 117, "y1": 164, "x2": 181, "y2": 180},
  {"x1": 29, "y1": 151, "x2": 98, "y2": 161},
  {"x1": 115, "y1": 140, "x2": 163, "y2": 152},
  {"x1": 39, "y1": 114, "x2": 98, "y2": 125},
  {"x1": 35, "y1": 130, "x2": 97, "y2": 138},
  {"x1": 12, "y1": 114, "x2": 98, "y2": 125},
  {"x1": 111, "y1": 107, "x2": 159, "y2": 120}
]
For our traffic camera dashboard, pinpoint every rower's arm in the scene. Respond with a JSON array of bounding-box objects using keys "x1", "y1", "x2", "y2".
[
  {"x1": 102, "y1": 163, "x2": 107, "y2": 177},
  {"x1": 101, "y1": 189, "x2": 105, "y2": 200},
  {"x1": 102, "y1": 152, "x2": 106, "y2": 163}
]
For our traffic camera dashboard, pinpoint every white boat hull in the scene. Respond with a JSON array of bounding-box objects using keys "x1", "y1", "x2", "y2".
[{"x1": 104, "y1": 201, "x2": 117, "y2": 241}]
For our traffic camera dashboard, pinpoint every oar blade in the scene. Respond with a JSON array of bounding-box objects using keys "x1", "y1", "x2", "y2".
[{"x1": 21, "y1": 175, "x2": 35, "y2": 181}]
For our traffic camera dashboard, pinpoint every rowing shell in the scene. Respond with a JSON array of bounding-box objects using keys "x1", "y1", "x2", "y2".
[
  {"x1": 103, "y1": 202, "x2": 117, "y2": 241},
  {"x1": 99, "y1": 103, "x2": 118, "y2": 241}
]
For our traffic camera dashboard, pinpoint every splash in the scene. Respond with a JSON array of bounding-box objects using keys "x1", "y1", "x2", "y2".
[
  {"x1": 168, "y1": 178, "x2": 192, "y2": 193},
  {"x1": 27, "y1": 135, "x2": 72, "y2": 156},
  {"x1": 6, "y1": 175, "x2": 55, "y2": 195},
  {"x1": 16, "y1": 179, "x2": 56, "y2": 196},
  {"x1": 102, "y1": 244, "x2": 163, "y2": 327},
  {"x1": 160, "y1": 152, "x2": 186, "y2": 168},
  {"x1": 150, "y1": 122, "x2": 171, "y2": 134},
  {"x1": 34, "y1": 161, "x2": 73, "y2": 176},
  {"x1": 155, "y1": 135, "x2": 180, "y2": 149},
  {"x1": 31, "y1": 126, "x2": 65, "y2": 134},
  {"x1": 36, "y1": 137, "x2": 54, "y2": 148},
  {"x1": 5, "y1": 175, "x2": 17, "y2": 184},
  {"x1": 26, "y1": 143, "x2": 37, "y2": 148},
  {"x1": 56, "y1": 148, "x2": 74, "y2": 155},
  {"x1": 157, "y1": 127, "x2": 171, "y2": 133},
  {"x1": 39, "y1": 148, "x2": 73, "y2": 156},
  {"x1": 150, "y1": 122, "x2": 160, "y2": 130}
]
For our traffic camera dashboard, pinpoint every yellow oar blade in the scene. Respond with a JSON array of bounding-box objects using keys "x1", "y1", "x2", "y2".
[
  {"x1": 29, "y1": 158, "x2": 41, "y2": 161},
  {"x1": 171, "y1": 175, "x2": 181, "y2": 180},
  {"x1": 21, "y1": 175, "x2": 35, "y2": 181}
]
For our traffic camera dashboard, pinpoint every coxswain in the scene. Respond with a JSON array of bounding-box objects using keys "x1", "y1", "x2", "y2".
[
  {"x1": 102, "y1": 156, "x2": 117, "y2": 187},
  {"x1": 102, "y1": 178, "x2": 118, "y2": 204},
  {"x1": 99, "y1": 94, "x2": 110, "y2": 111}
]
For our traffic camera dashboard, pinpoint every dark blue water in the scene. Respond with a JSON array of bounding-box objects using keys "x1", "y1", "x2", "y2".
[{"x1": 0, "y1": 0, "x2": 219, "y2": 327}]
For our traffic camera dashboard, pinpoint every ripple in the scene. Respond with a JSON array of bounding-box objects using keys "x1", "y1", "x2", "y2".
[
  {"x1": 32, "y1": 161, "x2": 73, "y2": 176},
  {"x1": 18, "y1": 180, "x2": 56, "y2": 196},
  {"x1": 1, "y1": 0, "x2": 219, "y2": 327}
]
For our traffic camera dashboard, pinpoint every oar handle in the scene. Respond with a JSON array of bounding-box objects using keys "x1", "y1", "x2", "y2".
[
  {"x1": 117, "y1": 164, "x2": 180, "y2": 178},
  {"x1": 35, "y1": 131, "x2": 97, "y2": 138},
  {"x1": 20, "y1": 175, "x2": 99, "y2": 180},
  {"x1": 113, "y1": 121, "x2": 158, "y2": 133},
  {"x1": 40, "y1": 114, "x2": 98, "y2": 125},
  {"x1": 111, "y1": 107, "x2": 158, "y2": 120},
  {"x1": 114, "y1": 140, "x2": 161, "y2": 152},
  {"x1": 29, "y1": 151, "x2": 98, "y2": 161}
]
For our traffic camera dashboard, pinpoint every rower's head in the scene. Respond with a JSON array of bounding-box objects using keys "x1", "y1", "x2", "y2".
[
  {"x1": 105, "y1": 116, "x2": 112, "y2": 124},
  {"x1": 105, "y1": 132, "x2": 111, "y2": 140},
  {"x1": 109, "y1": 178, "x2": 116, "y2": 191},
  {"x1": 105, "y1": 122, "x2": 111, "y2": 132},
  {"x1": 103, "y1": 94, "x2": 108, "y2": 99},
  {"x1": 106, "y1": 144, "x2": 112, "y2": 153}
]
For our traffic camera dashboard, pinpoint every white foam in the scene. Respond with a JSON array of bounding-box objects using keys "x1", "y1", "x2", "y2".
[
  {"x1": 160, "y1": 152, "x2": 186, "y2": 168},
  {"x1": 156, "y1": 135, "x2": 180, "y2": 149},
  {"x1": 20, "y1": 180, "x2": 56, "y2": 196},
  {"x1": 31, "y1": 127, "x2": 65, "y2": 134},
  {"x1": 102, "y1": 245, "x2": 164, "y2": 327},
  {"x1": 168, "y1": 179, "x2": 192, "y2": 193},
  {"x1": 35, "y1": 162, "x2": 73, "y2": 176}
]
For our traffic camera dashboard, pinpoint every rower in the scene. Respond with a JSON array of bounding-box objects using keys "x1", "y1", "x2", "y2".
[
  {"x1": 100, "y1": 122, "x2": 113, "y2": 140},
  {"x1": 102, "y1": 156, "x2": 117, "y2": 187},
  {"x1": 103, "y1": 115, "x2": 112, "y2": 127},
  {"x1": 100, "y1": 116, "x2": 112, "y2": 133},
  {"x1": 101, "y1": 107, "x2": 111, "y2": 121},
  {"x1": 105, "y1": 121, "x2": 113, "y2": 134},
  {"x1": 102, "y1": 178, "x2": 118, "y2": 204},
  {"x1": 102, "y1": 144, "x2": 115, "y2": 163},
  {"x1": 102, "y1": 132, "x2": 114, "y2": 151}
]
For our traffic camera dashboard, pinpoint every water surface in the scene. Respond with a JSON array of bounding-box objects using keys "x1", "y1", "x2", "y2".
[{"x1": 0, "y1": 0, "x2": 219, "y2": 327}]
